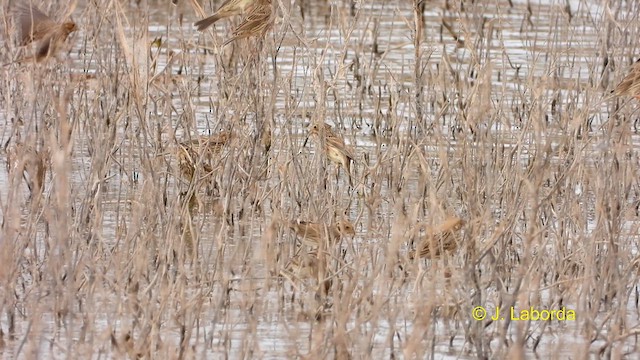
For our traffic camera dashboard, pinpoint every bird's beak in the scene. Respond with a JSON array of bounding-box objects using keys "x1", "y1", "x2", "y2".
[{"x1": 302, "y1": 134, "x2": 310, "y2": 148}]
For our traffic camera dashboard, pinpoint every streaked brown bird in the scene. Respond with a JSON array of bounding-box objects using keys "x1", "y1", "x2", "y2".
[
  {"x1": 304, "y1": 123, "x2": 356, "y2": 186},
  {"x1": 288, "y1": 219, "x2": 356, "y2": 248},
  {"x1": 222, "y1": 0, "x2": 273, "y2": 46},
  {"x1": 612, "y1": 59, "x2": 640, "y2": 100},
  {"x1": 176, "y1": 132, "x2": 230, "y2": 182},
  {"x1": 14, "y1": 4, "x2": 76, "y2": 62},
  {"x1": 409, "y1": 217, "x2": 465, "y2": 260},
  {"x1": 6, "y1": 143, "x2": 48, "y2": 198},
  {"x1": 194, "y1": 0, "x2": 257, "y2": 31}
]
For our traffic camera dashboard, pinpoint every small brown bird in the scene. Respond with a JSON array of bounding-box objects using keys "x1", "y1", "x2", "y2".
[
  {"x1": 14, "y1": 4, "x2": 76, "y2": 62},
  {"x1": 222, "y1": 0, "x2": 273, "y2": 46},
  {"x1": 288, "y1": 219, "x2": 356, "y2": 248},
  {"x1": 176, "y1": 132, "x2": 230, "y2": 182},
  {"x1": 194, "y1": 0, "x2": 257, "y2": 31},
  {"x1": 612, "y1": 59, "x2": 640, "y2": 100},
  {"x1": 261, "y1": 121, "x2": 272, "y2": 153},
  {"x1": 6, "y1": 143, "x2": 48, "y2": 198},
  {"x1": 305, "y1": 123, "x2": 356, "y2": 186},
  {"x1": 409, "y1": 217, "x2": 465, "y2": 260}
]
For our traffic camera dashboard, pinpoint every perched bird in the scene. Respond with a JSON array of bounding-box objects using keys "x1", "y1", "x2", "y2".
[
  {"x1": 5, "y1": 143, "x2": 48, "y2": 198},
  {"x1": 409, "y1": 217, "x2": 465, "y2": 260},
  {"x1": 176, "y1": 132, "x2": 230, "y2": 182},
  {"x1": 14, "y1": 4, "x2": 76, "y2": 62},
  {"x1": 260, "y1": 120, "x2": 272, "y2": 153},
  {"x1": 194, "y1": 0, "x2": 257, "y2": 31},
  {"x1": 308, "y1": 122, "x2": 340, "y2": 139},
  {"x1": 222, "y1": 0, "x2": 273, "y2": 46},
  {"x1": 304, "y1": 123, "x2": 356, "y2": 186},
  {"x1": 612, "y1": 59, "x2": 640, "y2": 100},
  {"x1": 288, "y1": 219, "x2": 356, "y2": 248}
]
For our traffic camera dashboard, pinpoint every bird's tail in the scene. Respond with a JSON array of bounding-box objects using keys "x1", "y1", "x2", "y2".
[{"x1": 195, "y1": 14, "x2": 221, "y2": 31}]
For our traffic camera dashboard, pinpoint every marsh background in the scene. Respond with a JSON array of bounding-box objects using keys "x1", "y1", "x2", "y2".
[{"x1": 1, "y1": 0, "x2": 640, "y2": 358}]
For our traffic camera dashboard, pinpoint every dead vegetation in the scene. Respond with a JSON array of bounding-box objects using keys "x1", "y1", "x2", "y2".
[{"x1": 1, "y1": 0, "x2": 640, "y2": 358}]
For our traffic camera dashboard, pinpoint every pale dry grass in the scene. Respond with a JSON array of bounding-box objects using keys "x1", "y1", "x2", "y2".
[{"x1": 1, "y1": 0, "x2": 640, "y2": 359}]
